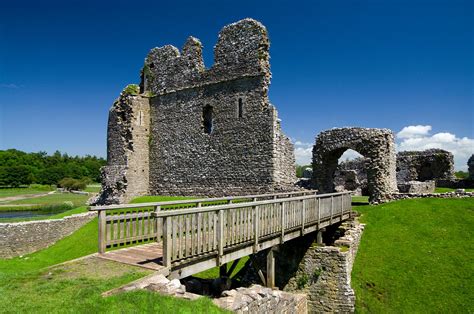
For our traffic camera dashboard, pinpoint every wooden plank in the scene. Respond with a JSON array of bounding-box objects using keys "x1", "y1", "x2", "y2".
[
  {"x1": 301, "y1": 199, "x2": 305, "y2": 235},
  {"x1": 163, "y1": 216, "x2": 171, "y2": 267},
  {"x1": 217, "y1": 210, "x2": 224, "y2": 264},
  {"x1": 197, "y1": 213, "x2": 202, "y2": 254},
  {"x1": 98, "y1": 210, "x2": 106, "y2": 253},
  {"x1": 267, "y1": 248, "x2": 275, "y2": 288},
  {"x1": 253, "y1": 205, "x2": 259, "y2": 252},
  {"x1": 91, "y1": 190, "x2": 319, "y2": 211}
]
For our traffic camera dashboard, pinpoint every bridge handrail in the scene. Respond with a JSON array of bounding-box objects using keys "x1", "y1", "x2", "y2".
[
  {"x1": 152, "y1": 191, "x2": 351, "y2": 218},
  {"x1": 89, "y1": 190, "x2": 318, "y2": 211}
]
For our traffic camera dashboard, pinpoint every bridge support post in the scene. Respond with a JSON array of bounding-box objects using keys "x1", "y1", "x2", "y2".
[
  {"x1": 219, "y1": 265, "x2": 227, "y2": 277},
  {"x1": 266, "y1": 247, "x2": 275, "y2": 289},
  {"x1": 317, "y1": 228, "x2": 325, "y2": 245}
]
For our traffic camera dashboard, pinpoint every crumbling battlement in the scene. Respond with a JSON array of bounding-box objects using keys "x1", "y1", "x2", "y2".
[
  {"x1": 141, "y1": 19, "x2": 270, "y2": 95},
  {"x1": 95, "y1": 19, "x2": 296, "y2": 204}
]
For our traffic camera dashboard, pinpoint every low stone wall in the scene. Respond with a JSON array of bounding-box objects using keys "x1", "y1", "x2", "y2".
[
  {"x1": 387, "y1": 191, "x2": 474, "y2": 201},
  {"x1": 214, "y1": 285, "x2": 307, "y2": 314},
  {"x1": 397, "y1": 180, "x2": 435, "y2": 193},
  {"x1": 284, "y1": 220, "x2": 365, "y2": 313},
  {"x1": 0, "y1": 212, "x2": 96, "y2": 259}
]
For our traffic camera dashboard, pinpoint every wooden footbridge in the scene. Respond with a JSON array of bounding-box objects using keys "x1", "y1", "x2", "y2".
[{"x1": 89, "y1": 190, "x2": 352, "y2": 286}]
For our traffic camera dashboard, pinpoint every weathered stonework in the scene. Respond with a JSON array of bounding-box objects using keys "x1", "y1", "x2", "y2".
[
  {"x1": 0, "y1": 212, "x2": 96, "y2": 259},
  {"x1": 283, "y1": 220, "x2": 364, "y2": 313},
  {"x1": 468, "y1": 154, "x2": 474, "y2": 180},
  {"x1": 396, "y1": 149, "x2": 455, "y2": 183},
  {"x1": 387, "y1": 191, "x2": 474, "y2": 201},
  {"x1": 95, "y1": 19, "x2": 296, "y2": 204},
  {"x1": 397, "y1": 180, "x2": 435, "y2": 193},
  {"x1": 334, "y1": 157, "x2": 368, "y2": 196},
  {"x1": 214, "y1": 285, "x2": 307, "y2": 314},
  {"x1": 312, "y1": 127, "x2": 397, "y2": 203}
]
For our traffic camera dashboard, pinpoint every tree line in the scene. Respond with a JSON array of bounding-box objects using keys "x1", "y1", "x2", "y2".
[{"x1": 0, "y1": 149, "x2": 106, "y2": 187}]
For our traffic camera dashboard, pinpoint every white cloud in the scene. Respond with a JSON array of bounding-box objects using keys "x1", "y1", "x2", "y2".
[
  {"x1": 338, "y1": 149, "x2": 363, "y2": 163},
  {"x1": 396, "y1": 125, "x2": 474, "y2": 171},
  {"x1": 396, "y1": 125, "x2": 432, "y2": 139},
  {"x1": 293, "y1": 141, "x2": 312, "y2": 165}
]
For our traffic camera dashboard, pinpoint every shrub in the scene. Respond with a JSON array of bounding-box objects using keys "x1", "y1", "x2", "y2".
[{"x1": 59, "y1": 178, "x2": 88, "y2": 191}]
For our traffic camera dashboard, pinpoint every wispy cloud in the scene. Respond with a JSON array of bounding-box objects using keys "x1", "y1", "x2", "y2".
[{"x1": 0, "y1": 83, "x2": 20, "y2": 89}]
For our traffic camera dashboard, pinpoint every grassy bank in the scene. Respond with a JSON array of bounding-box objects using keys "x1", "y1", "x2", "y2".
[
  {"x1": 352, "y1": 198, "x2": 474, "y2": 312},
  {"x1": 0, "y1": 217, "x2": 223, "y2": 313}
]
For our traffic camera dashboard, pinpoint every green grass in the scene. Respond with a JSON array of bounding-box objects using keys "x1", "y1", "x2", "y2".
[
  {"x1": 194, "y1": 256, "x2": 249, "y2": 279},
  {"x1": 85, "y1": 184, "x2": 101, "y2": 193},
  {"x1": 352, "y1": 196, "x2": 369, "y2": 204},
  {"x1": 352, "y1": 198, "x2": 474, "y2": 313},
  {"x1": 0, "y1": 186, "x2": 53, "y2": 198},
  {"x1": 0, "y1": 218, "x2": 224, "y2": 313},
  {"x1": 8, "y1": 192, "x2": 89, "y2": 206},
  {"x1": 434, "y1": 187, "x2": 474, "y2": 193}
]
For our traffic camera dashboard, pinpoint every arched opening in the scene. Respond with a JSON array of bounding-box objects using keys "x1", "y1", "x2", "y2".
[
  {"x1": 334, "y1": 149, "x2": 368, "y2": 196},
  {"x1": 203, "y1": 105, "x2": 213, "y2": 134}
]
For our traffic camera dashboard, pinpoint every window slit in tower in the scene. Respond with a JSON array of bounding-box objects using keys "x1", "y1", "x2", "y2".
[
  {"x1": 203, "y1": 105, "x2": 213, "y2": 134},
  {"x1": 238, "y1": 98, "x2": 243, "y2": 118}
]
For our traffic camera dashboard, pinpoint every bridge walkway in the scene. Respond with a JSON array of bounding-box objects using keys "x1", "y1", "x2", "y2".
[{"x1": 89, "y1": 190, "x2": 352, "y2": 281}]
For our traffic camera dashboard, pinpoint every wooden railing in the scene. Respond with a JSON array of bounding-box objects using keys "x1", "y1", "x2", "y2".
[
  {"x1": 153, "y1": 192, "x2": 352, "y2": 268},
  {"x1": 89, "y1": 190, "x2": 318, "y2": 253}
]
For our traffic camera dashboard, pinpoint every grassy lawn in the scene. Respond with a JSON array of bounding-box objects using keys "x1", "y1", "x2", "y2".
[
  {"x1": 434, "y1": 187, "x2": 474, "y2": 193},
  {"x1": 0, "y1": 186, "x2": 54, "y2": 198},
  {"x1": 8, "y1": 192, "x2": 89, "y2": 206},
  {"x1": 85, "y1": 184, "x2": 101, "y2": 193},
  {"x1": 0, "y1": 215, "x2": 224, "y2": 313},
  {"x1": 352, "y1": 198, "x2": 474, "y2": 313}
]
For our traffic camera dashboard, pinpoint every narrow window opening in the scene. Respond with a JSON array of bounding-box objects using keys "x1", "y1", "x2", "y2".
[
  {"x1": 203, "y1": 105, "x2": 213, "y2": 134},
  {"x1": 238, "y1": 98, "x2": 243, "y2": 118}
]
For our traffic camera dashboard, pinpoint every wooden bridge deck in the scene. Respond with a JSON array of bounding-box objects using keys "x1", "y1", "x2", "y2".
[
  {"x1": 91, "y1": 191, "x2": 352, "y2": 280},
  {"x1": 98, "y1": 243, "x2": 166, "y2": 272}
]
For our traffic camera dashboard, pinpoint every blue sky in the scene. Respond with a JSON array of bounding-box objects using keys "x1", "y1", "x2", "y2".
[{"x1": 0, "y1": 0, "x2": 473, "y2": 169}]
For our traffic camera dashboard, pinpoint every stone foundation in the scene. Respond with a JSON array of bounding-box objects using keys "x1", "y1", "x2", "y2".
[
  {"x1": 387, "y1": 191, "x2": 474, "y2": 201},
  {"x1": 283, "y1": 220, "x2": 365, "y2": 313},
  {"x1": 397, "y1": 180, "x2": 435, "y2": 193},
  {"x1": 214, "y1": 285, "x2": 307, "y2": 314},
  {"x1": 0, "y1": 212, "x2": 96, "y2": 259}
]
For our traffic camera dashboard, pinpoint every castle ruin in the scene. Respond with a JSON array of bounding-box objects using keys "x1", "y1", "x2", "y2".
[{"x1": 95, "y1": 19, "x2": 296, "y2": 205}]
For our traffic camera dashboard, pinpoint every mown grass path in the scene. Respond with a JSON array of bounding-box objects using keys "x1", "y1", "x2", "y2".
[{"x1": 352, "y1": 198, "x2": 474, "y2": 313}]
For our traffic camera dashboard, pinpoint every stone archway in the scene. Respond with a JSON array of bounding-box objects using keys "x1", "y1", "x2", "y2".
[{"x1": 312, "y1": 127, "x2": 397, "y2": 203}]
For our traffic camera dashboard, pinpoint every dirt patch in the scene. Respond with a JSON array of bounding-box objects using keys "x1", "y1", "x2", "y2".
[
  {"x1": 0, "y1": 191, "x2": 55, "y2": 203},
  {"x1": 48, "y1": 255, "x2": 153, "y2": 280}
]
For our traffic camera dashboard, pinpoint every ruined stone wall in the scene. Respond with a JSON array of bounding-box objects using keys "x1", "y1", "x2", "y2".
[
  {"x1": 334, "y1": 157, "x2": 368, "y2": 196},
  {"x1": 468, "y1": 154, "x2": 474, "y2": 180},
  {"x1": 396, "y1": 149, "x2": 455, "y2": 183},
  {"x1": 0, "y1": 212, "x2": 95, "y2": 259},
  {"x1": 93, "y1": 87, "x2": 150, "y2": 204},
  {"x1": 283, "y1": 220, "x2": 365, "y2": 313},
  {"x1": 144, "y1": 19, "x2": 296, "y2": 197},
  {"x1": 312, "y1": 127, "x2": 397, "y2": 203},
  {"x1": 95, "y1": 19, "x2": 297, "y2": 204}
]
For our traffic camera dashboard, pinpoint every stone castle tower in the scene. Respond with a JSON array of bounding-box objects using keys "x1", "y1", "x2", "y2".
[{"x1": 94, "y1": 18, "x2": 296, "y2": 205}]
